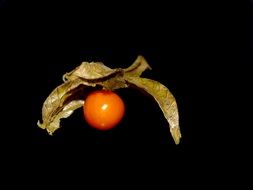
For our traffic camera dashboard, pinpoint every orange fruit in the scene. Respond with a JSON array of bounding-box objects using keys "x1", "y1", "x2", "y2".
[{"x1": 83, "y1": 90, "x2": 125, "y2": 130}]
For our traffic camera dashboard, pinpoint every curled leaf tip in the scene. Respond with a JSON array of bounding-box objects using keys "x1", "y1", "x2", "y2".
[
  {"x1": 170, "y1": 126, "x2": 182, "y2": 145},
  {"x1": 37, "y1": 120, "x2": 44, "y2": 129}
]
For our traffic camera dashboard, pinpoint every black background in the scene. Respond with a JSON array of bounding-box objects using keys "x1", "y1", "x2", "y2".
[{"x1": 1, "y1": 0, "x2": 252, "y2": 181}]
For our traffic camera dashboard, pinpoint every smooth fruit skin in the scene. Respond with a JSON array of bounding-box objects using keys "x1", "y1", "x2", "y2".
[{"x1": 83, "y1": 90, "x2": 125, "y2": 131}]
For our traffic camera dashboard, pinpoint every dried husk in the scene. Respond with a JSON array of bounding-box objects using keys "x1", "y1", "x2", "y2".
[{"x1": 38, "y1": 56, "x2": 181, "y2": 144}]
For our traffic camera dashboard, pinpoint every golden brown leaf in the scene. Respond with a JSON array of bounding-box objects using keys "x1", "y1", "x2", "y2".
[
  {"x1": 38, "y1": 55, "x2": 181, "y2": 144},
  {"x1": 37, "y1": 78, "x2": 95, "y2": 134},
  {"x1": 63, "y1": 62, "x2": 115, "y2": 82},
  {"x1": 124, "y1": 55, "x2": 152, "y2": 76},
  {"x1": 125, "y1": 76, "x2": 181, "y2": 144}
]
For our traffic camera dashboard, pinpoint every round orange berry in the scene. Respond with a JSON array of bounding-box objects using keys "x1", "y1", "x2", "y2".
[{"x1": 83, "y1": 90, "x2": 125, "y2": 131}]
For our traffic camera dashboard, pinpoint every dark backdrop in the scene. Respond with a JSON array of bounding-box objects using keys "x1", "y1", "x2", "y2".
[{"x1": 1, "y1": 0, "x2": 252, "y2": 178}]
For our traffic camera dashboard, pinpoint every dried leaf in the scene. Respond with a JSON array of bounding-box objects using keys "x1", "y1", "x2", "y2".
[
  {"x1": 38, "y1": 55, "x2": 181, "y2": 144},
  {"x1": 63, "y1": 62, "x2": 115, "y2": 82},
  {"x1": 125, "y1": 76, "x2": 181, "y2": 144},
  {"x1": 37, "y1": 78, "x2": 95, "y2": 134},
  {"x1": 124, "y1": 55, "x2": 152, "y2": 77},
  {"x1": 38, "y1": 100, "x2": 84, "y2": 135}
]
